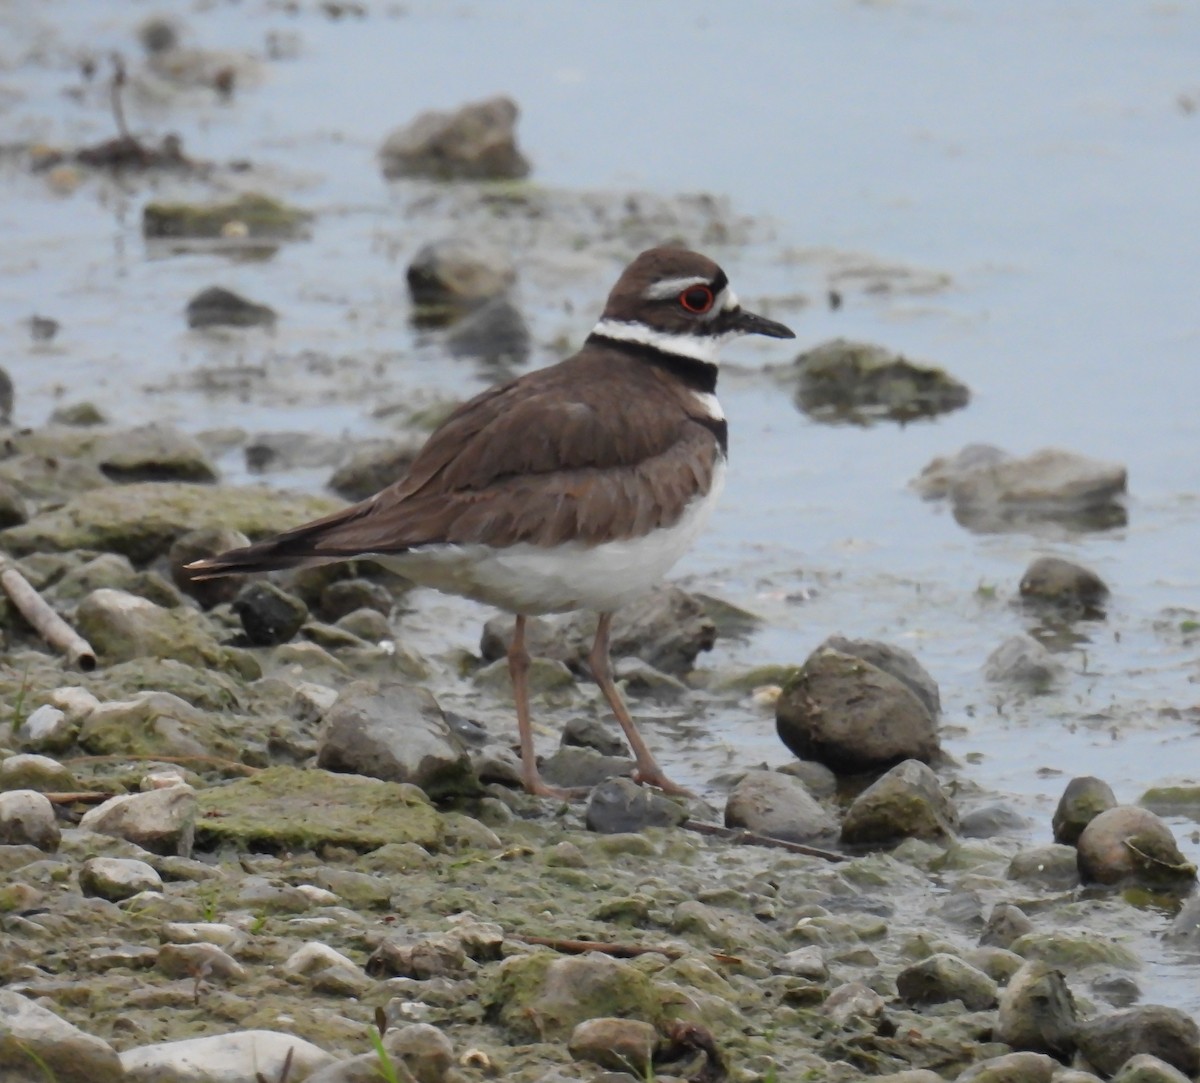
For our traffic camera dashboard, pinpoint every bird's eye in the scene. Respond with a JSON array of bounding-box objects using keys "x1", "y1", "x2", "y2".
[{"x1": 679, "y1": 285, "x2": 714, "y2": 314}]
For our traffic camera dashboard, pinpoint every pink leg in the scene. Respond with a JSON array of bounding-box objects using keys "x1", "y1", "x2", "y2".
[{"x1": 589, "y1": 612, "x2": 696, "y2": 798}]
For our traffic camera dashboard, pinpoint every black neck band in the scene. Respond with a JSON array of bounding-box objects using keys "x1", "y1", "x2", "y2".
[{"x1": 585, "y1": 333, "x2": 719, "y2": 393}]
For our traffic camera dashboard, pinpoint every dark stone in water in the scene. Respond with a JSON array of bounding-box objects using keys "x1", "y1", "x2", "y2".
[
  {"x1": 1075, "y1": 1005, "x2": 1200, "y2": 1078},
  {"x1": 1052, "y1": 775, "x2": 1117, "y2": 845},
  {"x1": 1020, "y1": 556, "x2": 1109, "y2": 619},
  {"x1": 233, "y1": 581, "x2": 308, "y2": 645},
  {"x1": 186, "y1": 285, "x2": 277, "y2": 329},
  {"x1": 584, "y1": 777, "x2": 687, "y2": 834}
]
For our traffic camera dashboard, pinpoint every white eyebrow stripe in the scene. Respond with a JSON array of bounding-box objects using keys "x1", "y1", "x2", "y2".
[
  {"x1": 641, "y1": 275, "x2": 711, "y2": 301},
  {"x1": 591, "y1": 318, "x2": 730, "y2": 364}
]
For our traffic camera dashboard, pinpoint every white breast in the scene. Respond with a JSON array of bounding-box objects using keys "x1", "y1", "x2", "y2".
[{"x1": 376, "y1": 458, "x2": 727, "y2": 615}]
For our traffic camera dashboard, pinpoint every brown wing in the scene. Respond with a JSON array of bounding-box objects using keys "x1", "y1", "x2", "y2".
[{"x1": 186, "y1": 352, "x2": 721, "y2": 577}]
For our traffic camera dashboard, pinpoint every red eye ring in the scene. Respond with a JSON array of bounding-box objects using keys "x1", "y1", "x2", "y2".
[{"x1": 679, "y1": 285, "x2": 714, "y2": 314}]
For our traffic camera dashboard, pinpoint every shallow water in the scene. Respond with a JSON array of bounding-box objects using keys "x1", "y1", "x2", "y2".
[{"x1": 3, "y1": 0, "x2": 1200, "y2": 1007}]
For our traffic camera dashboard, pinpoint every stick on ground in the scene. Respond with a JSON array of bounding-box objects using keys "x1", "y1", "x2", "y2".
[{"x1": 0, "y1": 556, "x2": 96, "y2": 670}]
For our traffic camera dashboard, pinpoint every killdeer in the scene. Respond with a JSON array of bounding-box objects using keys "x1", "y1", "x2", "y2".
[{"x1": 186, "y1": 247, "x2": 795, "y2": 798}]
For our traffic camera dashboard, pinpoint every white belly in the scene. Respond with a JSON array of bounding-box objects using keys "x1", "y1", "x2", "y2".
[{"x1": 375, "y1": 459, "x2": 725, "y2": 615}]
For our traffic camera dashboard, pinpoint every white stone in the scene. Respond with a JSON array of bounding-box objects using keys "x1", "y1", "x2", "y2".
[
  {"x1": 80, "y1": 856, "x2": 163, "y2": 900},
  {"x1": 161, "y1": 922, "x2": 247, "y2": 952},
  {"x1": 15, "y1": 703, "x2": 75, "y2": 751},
  {"x1": 80, "y1": 783, "x2": 197, "y2": 856},
  {"x1": 283, "y1": 941, "x2": 361, "y2": 976},
  {"x1": 0, "y1": 789, "x2": 60, "y2": 851},
  {"x1": 120, "y1": 1029, "x2": 336, "y2": 1082},
  {"x1": 774, "y1": 945, "x2": 829, "y2": 980},
  {"x1": 0, "y1": 989, "x2": 123, "y2": 1082},
  {"x1": 294, "y1": 884, "x2": 339, "y2": 905},
  {"x1": 292, "y1": 681, "x2": 338, "y2": 724},
  {"x1": 48, "y1": 686, "x2": 101, "y2": 719}
]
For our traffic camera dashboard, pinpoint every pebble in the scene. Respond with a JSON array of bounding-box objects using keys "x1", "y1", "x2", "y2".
[
  {"x1": 233, "y1": 579, "x2": 309, "y2": 645},
  {"x1": 1053, "y1": 775, "x2": 1118, "y2": 845},
  {"x1": 0, "y1": 989, "x2": 123, "y2": 1082},
  {"x1": 0, "y1": 751, "x2": 78, "y2": 792},
  {"x1": 119, "y1": 1030, "x2": 335, "y2": 1082},
  {"x1": 776, "y1": 646, "x2": 940, "y2": 773},
  {"x1": 1007, "y1": 844, "x2": 1081, "y2": 890},
  {"x1": 315, "y1": 678, "x2": 477, "y2": 799},
  {"x1": 841, "y1": 759, "x2": 958, "y2": 844},
  {"x1": 157, "y1": 941, "x2": 246, "y2": 982},
  {"x1": 568, "y1": 1017, "x2": 659, "y2": 1074},
  {"x1": 79, "y1": 783, "x2": 197, "y2": 857},
  {"x1": 772, "y1": 946, "x2": 829, "y2": 981},
  {"x1": 1076, "y1": 805, "x2": 1196, "y2": 887},
  {"x1": 956, "y1": 1050, "x2": 1057, "y2": 1083},
  {"x1": 16, "y1": 702, "x2": 79, "y2": 752},
  {"x1": 995, "y1": 960, "x2": 1078, "y2": 1058},
  {"x1": 380, "y1": 95, "x2": 531, "y2": 180},
  {"x1": 584, "y1": 777, "x2": 689, "y2": 834},
  {"x1": 1075, "y1": 1005, "x2": 1200, "y2": 1078},
  {"x1": 0, "y1": 788, "x2": 61, "y2": 851},
  {"x1": 979, "y1": 903, "x2": 1033, "y2": 949},
  {"x1": 1019, "y1": 555, "x2": 1109, "y2": 617},
  {"x1": 984, "y1": 634, "x2": 1066, "y2": 689},
  {"x1": 1109, "y1": 1054, "x2": 1193, "y2": 1083},
  {"x1": 724, "y1": 769, "x2": 837, "y2": 842},
  {"x1": 185, "y1": 285, "x2": 277, "y2": 329},
  {"x1": 895, "y1": 952, "x2": 998, "y2": 1010},
  {"x1": 79, "y1": 856, "x2": 163, "y2": 901}
]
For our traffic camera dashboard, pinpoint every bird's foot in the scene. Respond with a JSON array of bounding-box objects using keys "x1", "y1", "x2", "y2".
[{"x1": 632, "y1": 765, "x2": 698, "y2": 800}]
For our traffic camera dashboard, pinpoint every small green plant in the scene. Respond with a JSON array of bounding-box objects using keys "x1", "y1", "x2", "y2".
[
  {"x1": 9, "y1": 664, "x2": 32, "y2": 734},
  {"x1": 249, "y1": 911, "x2": 268, "y2": 935},
  {"x1": 198, "y1": 886, "x2": 220, "y2": 922},
  {"x1": 368, "y1": 1025, "x2": 401, "y2": 1083}
]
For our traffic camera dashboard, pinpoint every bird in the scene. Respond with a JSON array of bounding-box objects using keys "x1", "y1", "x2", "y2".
[{"x1": 185, "y1": 246, "x2": 795, "y2": 799}]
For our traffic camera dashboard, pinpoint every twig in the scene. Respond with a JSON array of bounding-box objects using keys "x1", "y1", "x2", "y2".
[
  {"x1": 0, "y1": 555, "x2": 96, "y2": 670},
  {"x1": 511, "y1": 934, "x2": 684, "y2": 960},
  {"x1": 109, "y1": 54, "x2": 132, "y2": 143},
  {"x1": 62, "y1": 753, "x2": 261, "y2": 775},
  {"x1": 682, "y1": 819, "x2": 846, "y2": 862}
]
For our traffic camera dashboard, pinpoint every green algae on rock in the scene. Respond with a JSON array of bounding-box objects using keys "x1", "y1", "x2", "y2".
[
  {"x1": 194, "y1": 766, "x2": 443, "y2": 852},
  {"x1": 0, "y1": 482, "x2": 342, "y2": 563},
  {"x1": 142, "y1": 192, "x2": 313, "y2": 240}
]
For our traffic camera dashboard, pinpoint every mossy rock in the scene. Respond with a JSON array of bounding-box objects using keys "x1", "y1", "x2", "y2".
[
  {"x1": 1008, "y1": 930, "x2": 1140, "y2": 972},
  {"x1": 142, "y1": 193, "x2": 312, "y2": 240},
  {"x1": 194, "y1": 766, "x2": 443, "y2": 852},
  {"x1": 1140, "y1": 786, "x2": 1200, "y2": 822},
  {"x1": 481, "y1": 951, "x2": 669, "y2": 1041},
  {"x1": 0, "y1": 483, "x2": 342, "y2": 564}
]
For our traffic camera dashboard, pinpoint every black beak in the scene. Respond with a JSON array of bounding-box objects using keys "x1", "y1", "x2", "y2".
[{"x1": 730, "y1": 307, "x2": 795, "y2": 339}]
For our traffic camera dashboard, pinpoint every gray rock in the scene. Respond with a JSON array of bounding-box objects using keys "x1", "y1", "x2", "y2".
[
  {"x1": 841, "y1": 759, "x2": 957, "y2": 845},
  {"x1": 980, "y1": 903, "x2": 1033, "y2": 949},
  {"x1": 568, "y1": 1017, "x2": 658, "y2": 1074},
  {"x1": 776, "y1": 648, "x2": 940, "y2": 773},
  {"x1": 79, "y1": 784, "x2": 197, "y2": 857},
  {"x1": 79, "y1": 856, "x2": 162, "y2": 900},
  {"x1": 0, "y1": 789, "x2": 61, "y2": 851},
  {"x1": 316, "y1": 679, "x2": 477, "y2": 800},
  {"x1": 1053, "y1": 776, "x2": 1118, "y2": 845},
  {"x1": 958, "y1": 803, "x2": 1029, "y2": 838},
  {"x1": 996, "y1": 960, "x2": 1078, "y2": 1058},
  {"x1": 0, "y1": 989, "x2": 123, "y2": 1082},
  {"x1": 234, "y1": 580, "x2": 309, "y2": 645},
  {"x1": 823, "y1": 981, "x2": 886, "y2": 1026},
  {"x1": 385, "y1": 1022, "x2": 456, "y2": 1083},
  {"x1": 1007, "y1": 844, "x2": 1081, "y2": 890},
  {"x1": 0, "y1": 752, "x2": 78, "y2": 792},
  {"x1": 76, "y1": 588, "x2": 251, "y2": 674},
  {"x1": 984, "y1": 634, "x2": 1066, "y2": 690},
  {"x1": 790, "y1": 338, "x2": 969, "y2": 423},
  {"x1": 79, "y1": 690, "x2": 236, "y2": 761},
  {"x1": 380, "y1": 95, "x2": 531, "y2": 180},
  {"x1": 820, "y1": 635, "x2": 941, "y2": 716},
  {"x1": 724, "y1": 769, "x2": 837, "y2": 843},
  {"x1": 1075, "y1": 1005, "x2": 1200, "y2": 1078},
  {"x1": 773, "y1": 945, "x2": 829, "y2": 980},
  {"x1": 482, "y1": 585, "x2": 716, "y2": 677},
  {"x1": 94, "y1": 422, "x2": 217, "y2": 483},
  {"x1": 776, "y1": 758, "x2": 839, "y2": 799},
  {"x1": 1020, "y1": 556, "x2": 1109, "y2": 618},
  {"x1": 540, "y1": 745, "x2": 634, "y2": 790},
  {"x1": 956, "y1": 1051, "x2": 1058, "y2": 1083},
  {"x1": 15, "y1": 703, "x2": 76, "y2": 753},
  {"x1": 445, "y1": 295, "x2": 531, "y2": 366},
  {"x1": 186, "y1": 285, "x2": 277, "y2": 329},
  {"x1": 585, "y1": 777, "x2": 688, "y2": 834},
  {"x1": 1163, "y1": 894, "x2": 1200, "y2": 950},
  {"x1": 895, "y1": 953, "x2": 998, "y2": 1010},
  {"x1": 1109, "y1": 1054, "x2": 1193, "y2": 1083},
  {"x1": 327, "y1": 439, "x2": 423, "y2": 502},
  {"x1": 335, "y1": 607, "x2": 392, "y2": 642},
  {"x1": 1076, "y1": 806, "x2": 1196, "y2": 887},
  {"x1": 915, "y1": 445, "x2": 1127, "y2": 534},
  {"x1": 168, "y1": 526, "x2": 252, "y2": 609},
  {"x1": 562, "y1": 715, "x2": 628, "y2": 757},
  {"x1": 315, "y1": 576, "x2": 395, "y2": 621},
  {"x1": 406, "y1": 237, "x2": 515, "y2": 308},
  {"x1": 157, "y1": 941, "x2": 246, "y2": 982},
  {"x1": 0, "y1": 477, "x2": 28, "y2": 528},
  {"x1": 120, "y1": 1030, "x2": 336, "y2": 1082}
]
